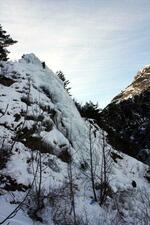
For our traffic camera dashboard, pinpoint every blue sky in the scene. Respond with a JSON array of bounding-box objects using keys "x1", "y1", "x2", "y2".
[{"x1": 1, "y1": 0, "x2": 150, "y2": 108}]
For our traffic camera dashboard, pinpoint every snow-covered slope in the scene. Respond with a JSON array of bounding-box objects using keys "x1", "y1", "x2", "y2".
[{"x1": 0, "y1": 54, "x2": 149, "y2": 225}]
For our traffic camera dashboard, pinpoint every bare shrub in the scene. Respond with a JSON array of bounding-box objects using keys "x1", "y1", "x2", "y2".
[{"x1": 49, "y1": 184, "x2": 88, "y2": 225}]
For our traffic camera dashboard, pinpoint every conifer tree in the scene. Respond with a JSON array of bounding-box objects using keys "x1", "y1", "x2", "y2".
[
  {"x1": 0, "y1": 24, "x2": 17, "y2": 61},
  {"x1": 56, "y1": 70, "x2": 71, "y2": 95},
  {"x1": 81, "y1": 101, "x2": 101, "y2": 119}
]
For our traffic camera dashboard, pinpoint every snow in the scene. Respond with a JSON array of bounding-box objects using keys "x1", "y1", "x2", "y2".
[
  {"x1": 0, "y1": 198, "x2": 35, "y2": 225},
  {"x1": 0, "y1": 54, "x2": 149, "y2": 225}
]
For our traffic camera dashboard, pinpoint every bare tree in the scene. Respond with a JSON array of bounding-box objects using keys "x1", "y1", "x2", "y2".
[
  {"x1": 66, "y1": 123, "x2": 77, "y2": 225},
  {"x1": 86, "y1": 121, "x2": 113, "y2": 205},
  {"x1": 89, "y1": 122, "x2": 97, "y2": 202},
  {"x1": 99, "y1": 130, "x2": 112, "y2": 205},
  {"x1": 67, "y1": 160, "x2": 77, "y2": 225}
]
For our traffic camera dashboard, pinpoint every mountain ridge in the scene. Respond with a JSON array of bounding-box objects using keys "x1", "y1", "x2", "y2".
[{"x1": 100, "y1": 65, "x2": 150, "y2": 165}]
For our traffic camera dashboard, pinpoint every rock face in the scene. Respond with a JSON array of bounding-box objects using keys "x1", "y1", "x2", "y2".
[{"x1": 100, "y1": 65, "x2": 150, "y2": 165}]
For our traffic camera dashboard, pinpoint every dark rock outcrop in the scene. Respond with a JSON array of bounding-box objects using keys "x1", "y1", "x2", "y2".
[{"x1": 100, "y1": 66, "x2": 150, "y2": 165}]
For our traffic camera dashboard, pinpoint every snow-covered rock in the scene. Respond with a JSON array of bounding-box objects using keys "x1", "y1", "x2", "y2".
[{"x1": 0, "y1": 54, "x2": 149, "y2": 225}]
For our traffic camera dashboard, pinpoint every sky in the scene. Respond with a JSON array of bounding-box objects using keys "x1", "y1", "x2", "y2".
[{"x1": 1, "y1": 0, "x2": 150, "y2": 108}]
